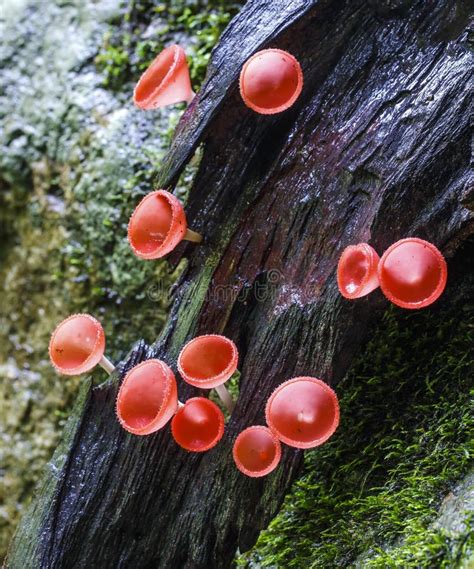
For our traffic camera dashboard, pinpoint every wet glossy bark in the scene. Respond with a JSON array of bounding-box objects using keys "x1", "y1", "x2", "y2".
[{"x1": 7, "y1": 0, "x2": 473, "y2": 567}]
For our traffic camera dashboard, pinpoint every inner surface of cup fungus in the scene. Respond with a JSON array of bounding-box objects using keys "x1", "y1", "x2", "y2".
[
  {"x1": 171, "y1": 397, "x2": 224, "y2": 452},
  {"x1": 116, "y1": 359, "x2": 178, "y2": 436},
  {"x1": 378, "y1": 237, "x2": 447, "y2": 309},
  {"x1": 239, "y1": 48, "x2": 303, "y2": 114},
  {"x1": 49, "y1": 314, "x2": 105, "y2": 375},
  {"x1": 266, "y1": 377, "x2": 339, "y2": 449},
  {"x1": 337, "y1": 243, "x2": 380, "y2": 299},
  {"x1": 178, "y1": 334, "x2": 238, "y2": 389},
  {"x1": 128, "y1": 190, "x2": 187, "y2": 260},
  {"x1": 133, "y1": 44, "x2": 193, "y2": 109},
  {"x1": 233, "y1": 426, "x2": 282, "y2": 478}
]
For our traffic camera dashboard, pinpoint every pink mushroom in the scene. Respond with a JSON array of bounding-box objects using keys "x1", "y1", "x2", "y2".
[
  {"x1": 116, "y1": 359, "x2": 178, "y2": 435},
  {"x1": 337, "y1": 243, "x2": 380, "y2": 299},
  {"x1": 265, "y1": 377, "x2": 339, "y2": 449},
  {"x1": 171, "y1": 397, "x2": 224, "y2": 452},
  {"x1": 49, "y1": 314, "x2": 114, "y2": 376},
  {"x1": 177, "y1": 334, "x2": 238, "y2": 413},
  {"x1": 239, "y1": 48, "x2": 303, "y2": 115},
  {"x1": 233, "y1": 426, "x2": 282, "y2": 478},
  {"x1": 133, "y1": 44, "x2": 195, "y2": 110},
  {"x1": 378, "y1": 237, "x2": 447, "y2": 309},
  {"x1": 128, "y1": 189, "x2": 202, "y2": 260}
]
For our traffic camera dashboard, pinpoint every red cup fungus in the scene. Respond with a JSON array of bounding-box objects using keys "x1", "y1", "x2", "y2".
[
  {"x1": 116, "y1": 359, "x2": 178, "y2": 435},
  {"x1": 265, "y1": 377, "x2": 339, "y2": 449},
  {"x1": 49, "y1": 314, "x2": 114, "y2": 376},
  {"x1": 233, "y1": 426, "x2": 281, "y2": 478},
  {"x1": 171, "y1": 397, "x2": 224, "y2": 452},
  {"x1": 133, "y1": 44, "x2": 195, "y2": 110},
  {"x1": 128, "y1": 189, "x2": 202, "y2": 260},
  {"x1": 239, "y1": 48, "x2": 303, "y2": 115},
  {"x1": 378, "y1": 237, "x2": 447, "y2": 309},
  {"x1": 177, "y1": 334, "x2": 238, "y2": 412},
  {"x1": 337, "y1": 243, "x2": 380, "y2": 299}
]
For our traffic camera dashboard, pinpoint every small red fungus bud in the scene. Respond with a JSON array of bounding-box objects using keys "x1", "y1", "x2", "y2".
[
  {"x1": 233, "y1": 426, "x2": 281, "y2": 478},
  {"x1": 133, "y1": 44, "x2": 195, "y2": 110},
  {"x1": 116, "y1": 359, "x2": 178, "y2": 436},
  {"x1": 49, "y1": 314, "x2": 114, "y2": 376},
  {"x1": 337, "y1": 243, "x2": 380, "y2": 299},
  {"x1": 128, "y1": 189, "x2": 202, "y2": 260},
  {"x1": 239, "y1": 48, "x2": 303, "y2": 115},
  {"x1": 177, "y1": 334, "x2": 238, "y2": 412},
  {"x1": 378, "y1": 237, "x2": 447, "y2": 309},
  {"x1": 265, "y1": 377, "x2": 339, "y2": 449},
  {"x1": 171, "y1": 397, "x2": 224, "y2": 452}
]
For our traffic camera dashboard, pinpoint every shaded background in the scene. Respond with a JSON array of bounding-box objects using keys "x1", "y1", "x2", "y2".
[{"x1": 1, "y1": 0, "x2": 472, "y2": 566}]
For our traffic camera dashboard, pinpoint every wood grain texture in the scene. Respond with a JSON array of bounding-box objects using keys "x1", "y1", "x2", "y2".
[{"x1": 7, "y1": 0, "x2": 473, "y2": 567}]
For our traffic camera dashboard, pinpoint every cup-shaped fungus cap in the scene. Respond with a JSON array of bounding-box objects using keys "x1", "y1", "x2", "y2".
[
  {"x1": 378, "y1": 238, "x2": 447, "y2": 309},
  {"x1": 178, "y1": 334, "x2": 238, "y2": 389},
  {"x1": 133, "y1": 44, "x2": 194, "y2": 109},
  {"x1": 49, "y1": 314, "x2": 105, "y2": 376},
  {"x1": 171, "y1": 397, "x2": 225, "y2": 452},
  {"x1": 233, "y1": 426, "x2": 282, "y2": 478},
  {"x1": 128, "y1": 190, "x2": 187, "y2": 260},
  {"x1": 337, "y1": 243, "x2": 380, "y2": 299},
  {"x1": 266, "y1": 377, "x2": 339, "y2": 449},
  {"x1": 116, "y1": 359, "x2": 178, "y2": 436},
  {"x1": 239, "y1": 49, "x2": 303, "y2": 115}
]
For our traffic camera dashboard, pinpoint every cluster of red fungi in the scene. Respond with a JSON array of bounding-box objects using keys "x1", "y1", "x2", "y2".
[{"x1": 49, "y1": 44, "x2": 447, "y2": 478}]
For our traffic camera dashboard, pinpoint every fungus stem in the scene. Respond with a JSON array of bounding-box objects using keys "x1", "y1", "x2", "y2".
[
  {"x1": 99, "y1": 355, "x2": 115, "y2": 375},
  {"x1": 184, "y1": 228, "x2": 202, "y2": 243},
  {"x1": 186, "y1": 91, "x2": 196, "y2": 104},
  {"x1": 215, "y1": 384, "x2": 235, "y2": 413}
]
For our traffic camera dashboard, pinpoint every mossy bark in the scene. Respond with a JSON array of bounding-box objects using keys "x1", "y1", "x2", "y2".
[
  {"x1": 6, "y1": 0, "x2": 473, "y2": 567},
  {"x1": 242, "y1": 238, "x2": 473, "y2": 567}
]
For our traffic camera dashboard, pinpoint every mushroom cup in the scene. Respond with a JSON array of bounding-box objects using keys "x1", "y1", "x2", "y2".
[
  {"x1": 171, "y1": 397, "x2": 224, "y2": 452},
  {"x1": 116, "y1": 359, "x2": 178, "y2": 436},
  {"x1": 233, "y1": 426, "x2": 281, "y2": 478},
  {"x1": 128, "y1": 190, "x2": 201, "y2": 260},
  {"x1": 337, "y1": 243, "x2": 380, "y2": 299},
  {"x1": 134, "y1": 44, "x2": 194, "y2": 109},
  {"x1": 177, "y1": 334, "x2": 238, "y2": 389},
  {"x1": 178, "y1": 334, "x2": 238, "y2": 413},
  {"x1": 49, "y1": 314, "x2": 106, "y2": 376},
  {"x1": 239, "y1": 48, "x2": 303, "y2": 114},
  {"x1": 378, "y1": 237, "x2": 447, "y2": 309},
  {"x1": 265, "y1": 377, "x2": 339, "y2": 449}
]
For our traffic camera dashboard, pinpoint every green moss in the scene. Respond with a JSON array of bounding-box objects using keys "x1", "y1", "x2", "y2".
[
  {"x1": 95, "y1": 0, "x2": 243, "y2": 92},
  {"x1": 239, "y1": 286, "x2": 473, "y2": 567}
]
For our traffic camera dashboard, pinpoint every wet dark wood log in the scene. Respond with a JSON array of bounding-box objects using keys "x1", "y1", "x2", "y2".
[{"x1": 7, "y1": 0, "x2": 473, "y2": 567}]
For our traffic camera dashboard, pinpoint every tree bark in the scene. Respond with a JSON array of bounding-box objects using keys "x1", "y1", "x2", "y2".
[{"x1": 7, "y1": 0, "x2": 473, "y2": 567}]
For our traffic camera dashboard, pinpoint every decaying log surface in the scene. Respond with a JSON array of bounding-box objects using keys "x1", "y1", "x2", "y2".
[{"x1": 7, "y1": 0, "x2": 473, "y2": 567}]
